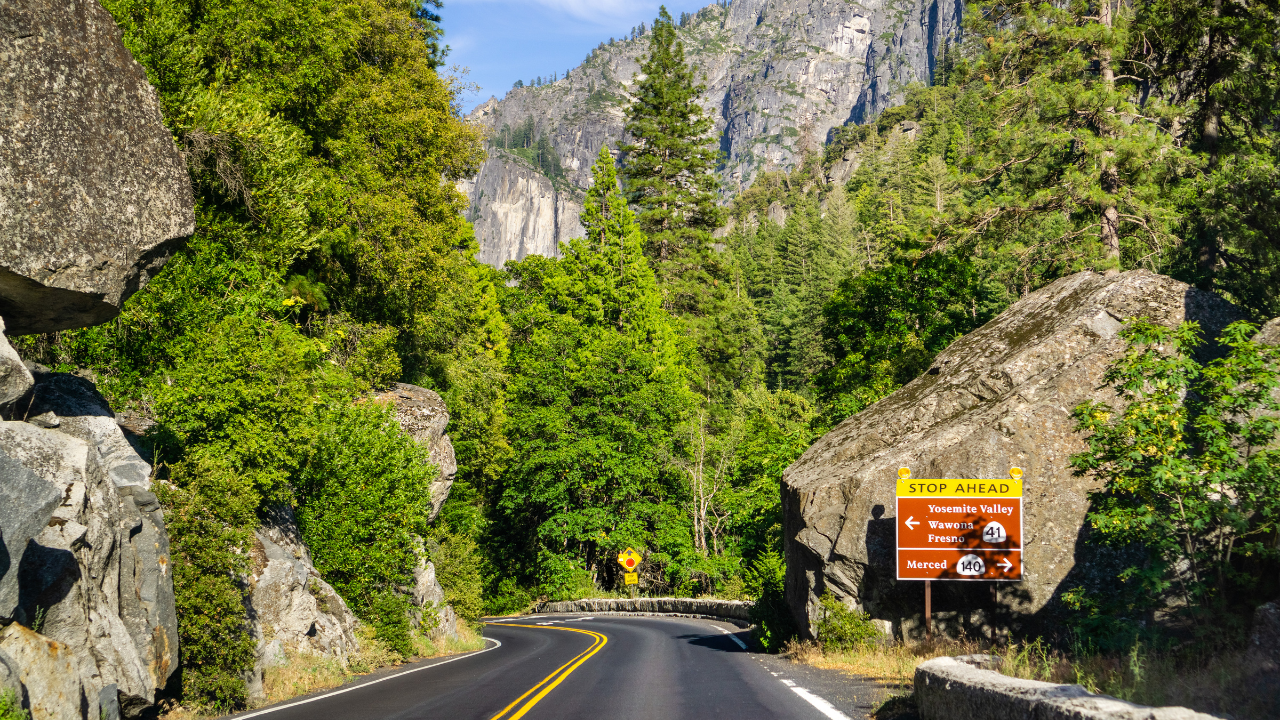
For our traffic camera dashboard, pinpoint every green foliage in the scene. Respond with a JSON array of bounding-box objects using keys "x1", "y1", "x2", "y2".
[
  {"x1": 817, "y1": 240, "x2": 1002, "y2": 421},
  {"x1": 1072, "y1": 320, "x2": 1280, "y2": 622},
  {"x1": 814, "y1": 593, "x2": 881, "y2": 653},
  {"x1": 0, "y1": 690, "x2": 28, "y2": 720},
  {"x1": 491, "y1": 117, "x2": 563, "y2": 180},
  {"x1": 494, "y1": 148, "x2": 698, "y2": 596},
  {"x1": 158, "y1": 481, "x2": 257, "y2": 710},
  {"x1": 366, "y1": 591, "x2": 414, "y2": 658},
  {"x1": 295, "y1": 402, "x2": 436, "y2": 643},
  {"x1": 428, "y1": 530, "x2": 486, "y2": 623},
  {"x1": 745, "y1": 551, "x2": 795, "y2": 652}
]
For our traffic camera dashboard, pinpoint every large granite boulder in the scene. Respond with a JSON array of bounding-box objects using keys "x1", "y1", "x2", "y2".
[
  {"x1": 0, "y1": 370, "x2": 178, "y2": 718},
  {"x1": 782, "y1": 270, "x2": 1242, "y2": 638},
  {"x1": 370, "y1": 384, "x2": 457, "y2": 523},
  {"x1": 0, "y1": 624, "x2": 88, "y2": 720},
  {"x1": 244, "y1": 507, "x2": 359, "y2": 705},
  {"x1": 0, "y1": 320, "x2": 33, "y2": 404},
  {"x1": 0, "y1": 0, "x2": 194, "y2": 334}
]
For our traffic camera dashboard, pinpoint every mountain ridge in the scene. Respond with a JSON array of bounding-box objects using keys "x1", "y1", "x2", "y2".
[{"x1": 463, "y1": 0, "x2": 963, "y2": 268}]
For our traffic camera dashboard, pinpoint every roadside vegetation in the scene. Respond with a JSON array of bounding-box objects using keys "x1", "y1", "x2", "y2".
[
  {"x1": 795, "y1": 598, "x2": 1273, "y2": 720},
  {"x1": 11, "y1": 0, "x2": 1279, "y2": 712}
]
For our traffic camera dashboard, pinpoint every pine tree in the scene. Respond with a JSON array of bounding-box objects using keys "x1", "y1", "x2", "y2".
[
  {"x1": 621, "y1": 6, "x2": 722, "y2": 263},
  {"x1": 958, "y1": 1, "x2": 1184, "y2": 273}
]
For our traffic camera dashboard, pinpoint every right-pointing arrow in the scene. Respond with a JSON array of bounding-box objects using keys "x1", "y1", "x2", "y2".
[
  {"x1": 998, "y1": 557, "x2": 1013, "y2": 572},
  {"x1": 904, "y1": 516, "x2": 918, "y2": 530}
]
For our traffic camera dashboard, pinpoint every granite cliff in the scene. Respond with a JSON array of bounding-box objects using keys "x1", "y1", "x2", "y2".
[{"x1": 463, "y1": 0, "x2": 962, "y2": 268}]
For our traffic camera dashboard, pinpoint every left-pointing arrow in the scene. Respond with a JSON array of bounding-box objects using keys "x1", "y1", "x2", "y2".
[{"x1": 904, "y1": 516, "x2": 918, "y2": 530}]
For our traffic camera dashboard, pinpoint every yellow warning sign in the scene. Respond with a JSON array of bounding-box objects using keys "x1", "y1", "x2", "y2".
[
  {"x1": 624, "y1": 573, "x2": 638, "y2": 585},
  {"x1": 617, "y1": 547, "x2": 641, "y2": 571}
]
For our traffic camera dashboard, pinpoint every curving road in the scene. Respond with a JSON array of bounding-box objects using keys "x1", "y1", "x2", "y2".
[{"x1": 234, "y1": 614, "x2": 871, "y2": 720}]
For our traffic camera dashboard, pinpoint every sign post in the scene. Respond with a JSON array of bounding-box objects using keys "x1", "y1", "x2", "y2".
[
  {"x1": 616, "y1": 548, "x2": 641, "y2": 594},
  {"x1": 896, "y1": 467, "x2": 1024, "y2": 638}
]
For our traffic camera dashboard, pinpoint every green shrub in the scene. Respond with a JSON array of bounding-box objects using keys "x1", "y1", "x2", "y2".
[
  {"x1": 295, "y1": 402, "x2": 436, "y2": 646},
  {"x1": 814, "y1": 592, "x2": 881, "y2": 653},
  {"x1": 428, "y1": 530, "x2": 485, "y2": 623},
  {"x1": 1072, "y1": 320, "x2": 1280, "y2": 626},
  {"x1": 484, "y1": 577, "x2": 534, "y2": 616},
  {"x1": 367, "y1": 592, "x2": 414, "y2": 658},
  {"x1": 0, "y1": 690, "x2": 29, "y2": 720},
  {"x1": 745, "y1": 551, "x2": 796, "y2": 652}
]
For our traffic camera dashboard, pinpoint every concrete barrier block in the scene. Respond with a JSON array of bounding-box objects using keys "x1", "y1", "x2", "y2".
[{"x1": 915, "y1": 657, "x2": 1222, "y2": 720}]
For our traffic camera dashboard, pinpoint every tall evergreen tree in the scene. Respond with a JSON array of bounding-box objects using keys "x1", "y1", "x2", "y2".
[
  {"x1": 621, "y1": 7, "x2": 763, "y2": 392},
  {"x1": 621, "y1": 6, "x2": 722, "y2": 262}
]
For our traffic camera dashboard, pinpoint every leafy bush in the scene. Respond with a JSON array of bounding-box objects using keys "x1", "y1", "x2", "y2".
[
  {"x1": 0, "y1": 690, "x2": 29, "y2": 720},
  {"x1": 295, "y1": 402, "x2": 436, "y2": 649},
  {"x1": 1072, "y1": 320, "x2": 1280, "y2": 626},
  {"x1": 813, "y1": 592, "x2": 881, "y2": 653},
  {"x1": 366, "y1": 592, "x2": 414, "y2": 658},
  {"x1": 745, "y1": 551, "x2": 796, "y2": 652},
  {"x1": 428, "y1": 531, "x2": 485, "y2": 623}
]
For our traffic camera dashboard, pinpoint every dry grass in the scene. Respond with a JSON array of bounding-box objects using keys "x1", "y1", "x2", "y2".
[
  {"x1": 788, "y1": 636, "x2": 982, "y2": 694},
  {"x1": 791, "y1": 634, "x2": 1278, "y2": 720},
  {"x1": 997, "y1": 640, "x2": 1276, "y2": 720},
  {"x1": 265, "y1": 623, "x2": 487, "y2": 703}
]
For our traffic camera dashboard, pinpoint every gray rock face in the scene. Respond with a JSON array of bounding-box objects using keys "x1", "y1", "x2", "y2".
[
  {"x1": 458, "y1": 150, "x2": 581, "y2": 269},
  {"x1": 371, "y1": 384, "x2": 457, "y2": 523},
  {"x1": 1249, "y1": 602, "x2": 1280, "y2": 671},
  {"x1": 0, "y1": 320, "x2": 33, "y2": 405},
  {"x1": 245, "y1": 509, "x2": 359, "y2": 705},
  {"x1": 463, "y1": 0, "x2": 961, "y2": 267},
  {"x1": 0, "y1": 370, "x2": 178, "y2": 718},
  {"x1": 0, "y1": 0, "x2": 195, "y2": 334},
  {"x1": 411, "y1": 556, "x2": 458, "y2": 640},
  {"x1": 782, "y1": 270, "x2": 1243, "y2": 637},
  {"x1": 0, "y1": 447, "x2": 62, "y2": 622}
]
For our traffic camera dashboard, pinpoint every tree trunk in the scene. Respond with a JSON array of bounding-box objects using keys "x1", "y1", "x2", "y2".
[{"x1": 1099, "y1": 0, "x2": 1120, "y2": 262}]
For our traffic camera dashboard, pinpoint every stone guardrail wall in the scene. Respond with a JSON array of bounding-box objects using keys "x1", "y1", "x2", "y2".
[
  {"x1": 916, "y1": 656, "x2": 1221, "y2": 720},
  {"x1": 536, "y1": 598, "x2": 752, "y2": 626}
]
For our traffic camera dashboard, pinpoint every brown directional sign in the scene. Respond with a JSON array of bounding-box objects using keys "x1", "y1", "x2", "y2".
[{"x1": 895, "y1": 470, "x2": 1024, "y2": 581}]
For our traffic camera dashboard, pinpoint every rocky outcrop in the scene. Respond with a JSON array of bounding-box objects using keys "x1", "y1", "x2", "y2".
[
  {"x1": 782, "y1": 270, "x2": 1243, "y2": 638},
  {"x1": 459, "y1": 150, "x2": 581, "y2": 269},
  {"x1": 463, "y1": 0, "x2": 961, "y2": 267},
  {"x1": 0, "y1": 2, "x2": 192, "y2": 714},
  {"x1": 370, "y1": 383, "x2": 457, "y2": 523},
  {"x1": 411, "y1": 553, "x2": 458, "y2": 640},
  {"x1": 0, "y1": 0, "x2": 195, "y2": 334},
  {"x1": 915, "y1": 656, "x2": 1218, "y2": 720},
  {"x1": 0, "y1": 370, "x2": 178, "y2": 718},
  {"x1": 244, "y1": 507, "x2": 359, "y2": 705}
]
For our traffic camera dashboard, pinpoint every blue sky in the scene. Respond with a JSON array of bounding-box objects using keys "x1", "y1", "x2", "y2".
[{"x1": 443, "y1": 0, "x2": 717, "y2": 113}]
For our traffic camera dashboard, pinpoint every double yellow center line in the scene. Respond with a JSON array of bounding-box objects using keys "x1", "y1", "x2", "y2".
[{"x1": 484, "y1": 623, "x2": 608, "y2": 720}]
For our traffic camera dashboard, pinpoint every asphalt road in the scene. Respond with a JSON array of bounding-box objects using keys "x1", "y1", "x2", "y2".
[{"x1": 235, "y1": 614, "x2": 873, "y2": 720}]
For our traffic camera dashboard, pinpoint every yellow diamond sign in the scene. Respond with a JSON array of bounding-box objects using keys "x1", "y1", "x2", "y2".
[{"x1": 617, "y1": 547, "x2": 641, "y2": 572}]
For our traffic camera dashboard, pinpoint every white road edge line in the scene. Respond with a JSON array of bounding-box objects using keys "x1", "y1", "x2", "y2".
[
  {"x1": 709, "y1": 623, "x2": 748, "y2": 649},
  {"x1": 232, "y1": 638, "x2": 503, "y2": 719},
  {"x1": 791, "y1": 686, "x2": 853, "y2": 720}
]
